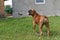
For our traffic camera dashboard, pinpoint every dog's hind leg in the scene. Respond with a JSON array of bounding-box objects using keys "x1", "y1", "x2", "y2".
[
  {"x1": 45, "y1": 22, "x2": 50, "y2": 37},
  {"x1": 39, "y1": 22, "x2": 44, "y2": 36}
]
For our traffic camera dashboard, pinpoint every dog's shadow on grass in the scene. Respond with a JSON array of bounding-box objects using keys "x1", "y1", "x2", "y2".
[
  {"x1": 50, "y1": 30, "x2": 60, "y2": 37},
  {"x1": 34, "y1": 31, "x2": 60, "y2": 37},
  {"x1": 34, "y1": 31, "x2": 47, "y2": 36}
]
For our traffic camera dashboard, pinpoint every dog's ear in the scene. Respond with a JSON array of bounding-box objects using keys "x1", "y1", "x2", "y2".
[{"x1": 32, "y1": 9, "x2": 36, "y2": 13}]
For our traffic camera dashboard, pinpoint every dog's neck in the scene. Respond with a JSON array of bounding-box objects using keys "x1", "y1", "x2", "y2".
[{"x1": 32, "y1": 12, "x2": 40, "y2": 17}]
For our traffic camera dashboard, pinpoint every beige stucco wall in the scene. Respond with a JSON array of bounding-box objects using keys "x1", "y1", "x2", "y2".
[{"x1": 12, "y1": 0, "x2": 60, "y2": 18}]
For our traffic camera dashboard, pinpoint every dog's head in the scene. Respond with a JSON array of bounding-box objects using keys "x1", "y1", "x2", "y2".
[{"x1": 28, "y1": 9, "x2": 36, "y2": 16}]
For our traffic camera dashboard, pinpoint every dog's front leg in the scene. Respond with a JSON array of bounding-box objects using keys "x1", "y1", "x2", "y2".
[{"x1": 33, "y1": 21, "x2": 36, "y2": 33}]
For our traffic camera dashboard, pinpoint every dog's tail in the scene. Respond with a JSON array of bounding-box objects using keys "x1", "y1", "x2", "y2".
[
  {"x1": 44, "y1": 16, "x2": 47, "y2": 18},
  {"x1": 43, "y1": 16, "x2": 49, "y2": 23}
]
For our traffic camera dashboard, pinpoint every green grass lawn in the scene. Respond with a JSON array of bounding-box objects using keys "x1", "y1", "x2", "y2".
[{"x1": 0, "y1": 16, "x2": 60, "y2": 40}]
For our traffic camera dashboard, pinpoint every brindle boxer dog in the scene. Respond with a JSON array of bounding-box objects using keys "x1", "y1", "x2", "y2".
[{"x1": 28, "y1": 9, "x2": 50, "y2": 36}]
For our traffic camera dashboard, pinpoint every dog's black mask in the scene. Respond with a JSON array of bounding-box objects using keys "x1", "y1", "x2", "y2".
[{"x1": 28, "y1": 10, "x2": 33, "y2": 15}]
